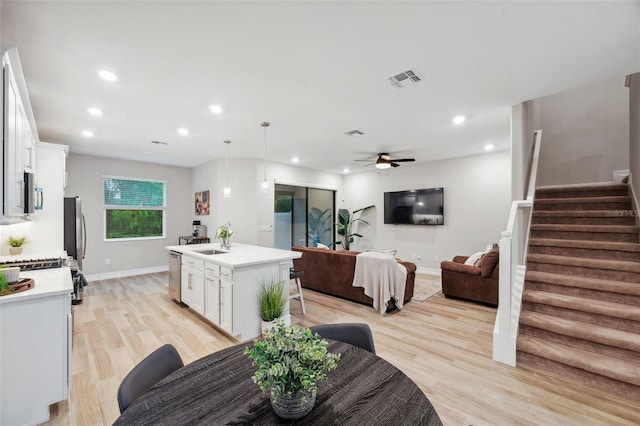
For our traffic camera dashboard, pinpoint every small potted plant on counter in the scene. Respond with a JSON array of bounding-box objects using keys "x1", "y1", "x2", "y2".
[
  {"x1": 257, "y1": 279, "x2": 288, "y2": 334},
  {"x1": 7, "y1": 236, "x2": 27, "y2": 255},
  {"x1": 215, "y1": 221, "x2": 233, "y2": 250},
  {"x1": 244, "y1": 321, "x2": 340, "y2": 419}
]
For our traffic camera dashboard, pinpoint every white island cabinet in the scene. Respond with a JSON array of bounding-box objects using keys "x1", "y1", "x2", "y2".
[
  {"x1": 0, "y1": 266, "x2": 73, "y2": 426},
  {"x1": 166, "y1": 243, "x2": 301, "y2": 341}
]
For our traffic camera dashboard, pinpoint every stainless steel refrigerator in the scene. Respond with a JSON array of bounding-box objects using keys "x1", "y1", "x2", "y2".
[{"x1": 64, "y1": 196, "x2": 86, "y2": 270}]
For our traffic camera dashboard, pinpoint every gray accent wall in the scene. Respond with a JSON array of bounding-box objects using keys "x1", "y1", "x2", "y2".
[
  {"x1": 536, "y1": 76, "x2": 629, "y2": 186},
  {"x1": 65, "y1": 153, "x2": 192, "y2": 276}
]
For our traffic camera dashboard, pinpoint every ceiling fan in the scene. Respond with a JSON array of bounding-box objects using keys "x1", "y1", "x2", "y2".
[{"x1": 356, "y1": 153, "x2": 416, "y2": 169}]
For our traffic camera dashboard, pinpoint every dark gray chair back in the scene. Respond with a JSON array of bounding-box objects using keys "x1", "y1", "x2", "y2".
[
  {"x1": 117, "y1": 344, "x2": 184, "y2": 413},
  {"x1": 310, "y1": 323, "x2": 376, "y2": 354}
]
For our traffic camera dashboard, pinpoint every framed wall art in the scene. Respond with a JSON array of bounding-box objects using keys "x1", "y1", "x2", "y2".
[{"x1": 195, "y1": 190, "x2": 210, "y2": 215}]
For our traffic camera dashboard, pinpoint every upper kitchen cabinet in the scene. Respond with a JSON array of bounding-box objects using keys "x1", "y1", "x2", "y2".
[{"x1": 2, "y1": 47, "x2": 40, "y2": 222}]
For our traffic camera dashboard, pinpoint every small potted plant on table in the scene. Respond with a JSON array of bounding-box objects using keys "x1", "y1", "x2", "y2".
[
  {"x1": 7, "y1": 236, "x2": 27, "y2": 255},
  {"x1": 245, "y1": 322, "x2": 340, "y2": 419}
]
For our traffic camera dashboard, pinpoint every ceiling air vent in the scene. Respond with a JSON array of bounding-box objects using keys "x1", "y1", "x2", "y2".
[
  {"x1": 388, "y1": 69, "x2": 421, "y2": 89},
  {"x1": 344, "y1": 129, "x2": 364, "y2": 136},
  {"x1": 151, "y1": 140, "x2": 169, "y2": 146}
]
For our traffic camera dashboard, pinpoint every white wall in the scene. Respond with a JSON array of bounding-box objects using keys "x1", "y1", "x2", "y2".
[
  {"x1": 537, "y1": 77, "x2": 629, "y2": 186},
  {"x1": 343, "y1": 151, "x2": 512, "y2": 273},
  {"x1": 192, "y1": 158, "x2": 344, "y2": 248},
  {"x1": 65, "y1": 153, "x2": 192, "y2": 276}
]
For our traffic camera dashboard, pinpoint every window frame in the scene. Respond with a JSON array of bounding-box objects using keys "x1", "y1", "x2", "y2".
[{"x1": 102, "y1": 175, "x2": 168, "y2": 242}]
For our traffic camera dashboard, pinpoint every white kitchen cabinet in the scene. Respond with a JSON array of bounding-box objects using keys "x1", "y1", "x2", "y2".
[
  {"x1": 2, "y1": 47, "x2": 40, "y2": 221},
  {"x1": 0, "y1": 267, "x2": 73, "y2": 426},
  {"x1": 220, "y1": 276, "x2": 233, "y2": 333},
  {"x1": 167, "y1": 244, "x2": 300, "y2": 341},
  {"x1": 181, "y1": 255, "x2": 204, "y2": 315},
  {"x1": 204, "y1": 262, "x2": 233, "y2": 334}
]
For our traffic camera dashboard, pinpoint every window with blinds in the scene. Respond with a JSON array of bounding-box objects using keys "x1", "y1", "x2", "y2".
[{"x1": 103, "y1": 176, "x2": 167, "y2": 240}]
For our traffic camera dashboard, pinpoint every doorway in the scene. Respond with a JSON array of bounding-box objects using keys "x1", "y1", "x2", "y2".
[{"x1": 273, "y1": 184, "x2": 335, "y2": 250}]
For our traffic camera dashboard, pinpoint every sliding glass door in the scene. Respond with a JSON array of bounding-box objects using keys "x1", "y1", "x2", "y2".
[{"x1": 273, "y1": 184, "x2": 335, "y2": 250}]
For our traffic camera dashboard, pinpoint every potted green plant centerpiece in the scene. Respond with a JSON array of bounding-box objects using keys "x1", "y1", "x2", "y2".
[
  {"x1": 257, "y1": 279, "x2": 288, "y2": 334},
  {"x1": 244, "y1": 322, "x2": 340, "y2": 419},
  {"x1": 215, "y1": 221, "x2": 233, "y2": 249},
  {"x1": 7, "y1": 236, "x2": 27, "y2": 255}
]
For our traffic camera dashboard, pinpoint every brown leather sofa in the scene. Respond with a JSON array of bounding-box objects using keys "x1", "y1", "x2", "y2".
[
  {"x1": 440, "y1": 248, "x2": 499, "y2": 307},
  {"x1": 291, "y1": 246, "x2": 416, "y2": 310}
]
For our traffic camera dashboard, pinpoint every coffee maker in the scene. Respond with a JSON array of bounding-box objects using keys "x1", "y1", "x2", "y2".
[{"x1": 192, "y1": 220, "x2": 207, "y2": 239}]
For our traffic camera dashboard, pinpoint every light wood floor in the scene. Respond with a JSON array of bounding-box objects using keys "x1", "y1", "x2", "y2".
[{"x1": 45, "y1": 272, "x2": 640, "y2": 425}]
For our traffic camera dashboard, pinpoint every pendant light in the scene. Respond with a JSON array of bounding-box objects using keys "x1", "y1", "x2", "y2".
[
  {"x1": 260, "y1": 122, "x2": 270, "y2": 193},
  {"x1": 223, "y1": 140, "x2": 231, "y2": 198}
]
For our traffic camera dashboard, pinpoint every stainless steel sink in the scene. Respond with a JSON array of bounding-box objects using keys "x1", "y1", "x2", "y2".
[{"x1": 193, "y1": 249, "x2": 226, "y2": 255}]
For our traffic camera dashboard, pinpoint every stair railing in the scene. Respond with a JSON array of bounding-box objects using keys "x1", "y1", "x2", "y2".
[{"x1": 493, "y1": 129, "x2": 542, "y2": 366}]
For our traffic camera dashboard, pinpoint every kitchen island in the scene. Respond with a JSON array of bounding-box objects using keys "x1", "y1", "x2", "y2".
[
  {"x1": 0, "y1": 265, "x2": 73, "y2": 426},
  {"x1": 165, "y1": 243, "x2": 301, "y2": 342}
]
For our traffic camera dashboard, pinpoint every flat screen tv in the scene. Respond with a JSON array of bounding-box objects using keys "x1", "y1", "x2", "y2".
[{"x1": 384, "y1": 187, "x2": 444, "y2": 225}]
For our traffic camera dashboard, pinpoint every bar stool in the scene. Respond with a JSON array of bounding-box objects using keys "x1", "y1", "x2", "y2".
[{"x1": 289, "y1": 269, "x2": 306, "y2": 315}]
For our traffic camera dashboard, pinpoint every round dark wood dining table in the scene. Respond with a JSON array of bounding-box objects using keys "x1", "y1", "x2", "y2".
[{"x1": 113, "y1": 339, "x2": 442, "y2": 425}]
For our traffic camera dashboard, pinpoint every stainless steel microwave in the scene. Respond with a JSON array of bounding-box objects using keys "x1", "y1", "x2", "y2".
[{"x1": 24, "y1": 172, "x2": 43, "y2": 214}]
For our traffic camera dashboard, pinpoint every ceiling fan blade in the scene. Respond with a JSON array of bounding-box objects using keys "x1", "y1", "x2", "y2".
[
  {"x1": 390, "y1": 162, "x2": 400, "y2": 167},
  {"x1": 354, "y1": 159, "x2": 375, "y2": 162},
  {"x1": 389, "y1": 158, "x2": 415, "y2": 162}
]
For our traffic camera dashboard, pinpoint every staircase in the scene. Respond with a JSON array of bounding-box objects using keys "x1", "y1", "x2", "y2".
[{"x1": 516, "y1": 183, "x2": 640, "y2": 400}]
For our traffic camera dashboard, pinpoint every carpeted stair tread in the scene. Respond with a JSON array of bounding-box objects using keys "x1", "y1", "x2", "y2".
[
  {"x1": 527, "y1": 253, "x2": 640, "y2": 273},
  {"x1": 519, "y1": 311, "x2": 640, "y2": 352},
  {"x1": 517, "y1": 334, "x2": 640, "y2": 386},
  {"x1": 525, "y1": 270, "x2": 640, "y2": 296},
  {"x1": 522, "y1": 289, "x2": 640, "y2": 321},
  {"x1": 532, "y1": 210, "x2": 633, "y2": 218},
  {"x1": 530, "y1": 224, "x2": 638, "y2": 234},
  {"x1": 528, "y1": 238, "x2": 640, "y2": 253},
  {"x1": 535, "y1": 184, "x2": 628, "y2": 198},
  {"x1": 534, "y1": 195, "x2": 631, "y2": 205}
]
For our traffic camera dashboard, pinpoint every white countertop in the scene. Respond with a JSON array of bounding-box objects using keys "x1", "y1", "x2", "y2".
[
  {"x1": 166, "y1": 243, "x2": 301, "y2": 267},
  {"x1": 0, "y1": 266, "x2": 73, "y2": 304}
]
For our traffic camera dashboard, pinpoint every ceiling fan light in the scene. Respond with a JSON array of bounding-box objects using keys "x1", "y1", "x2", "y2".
[{"x1": 375, "y1": 162, "x2": 391, "y2": 170}]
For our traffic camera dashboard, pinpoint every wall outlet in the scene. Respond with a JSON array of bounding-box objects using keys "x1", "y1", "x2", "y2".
[{"x1": 105, "y1": 258, "x2": 111, "y2": 265}]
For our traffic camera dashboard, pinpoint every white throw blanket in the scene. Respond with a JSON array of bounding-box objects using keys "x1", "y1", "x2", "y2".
[{"x1": 352, "y1": 251, "x2": 407, "y2": 315}]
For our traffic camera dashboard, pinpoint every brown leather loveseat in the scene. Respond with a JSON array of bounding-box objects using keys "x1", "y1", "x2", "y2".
[
  {"x1": 440, "y1": 248, "x2": 499, "y2": 307},
  {"x1": 292, "y1": 246, "x2": 416, "y2": 310}
]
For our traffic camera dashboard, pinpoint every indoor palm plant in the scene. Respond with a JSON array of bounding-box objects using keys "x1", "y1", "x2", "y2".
[
  {"x1": 244, "y1": 322, "x2": 340, "y2": 419},
  {"x1": 331, "y1": 205, "x2": 374, "y2": 250},
  {"x1": 257, "y1": 279, "x2": 288, "y2": 333},
  {"x1": 7, "y1": 236, "x2": 27, "y2": 255}
]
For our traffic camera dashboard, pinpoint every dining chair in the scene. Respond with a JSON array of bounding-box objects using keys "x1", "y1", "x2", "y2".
[
  {"x1": 117, "y1": 344, "x2": 184, "y2": 413},
  {"x1": 310, "y1": 323, "x2": 376, "y2": 354}
]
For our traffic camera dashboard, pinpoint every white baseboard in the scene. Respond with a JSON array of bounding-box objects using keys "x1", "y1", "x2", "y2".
[
  {"x1": 84, "y1": 265, "x2": 169, "y2": 282},
  {"x1": 416, "y1": 267, "x2": 441, "y2": 276}
]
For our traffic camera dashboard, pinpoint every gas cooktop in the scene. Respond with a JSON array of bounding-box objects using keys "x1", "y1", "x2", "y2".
[{"x1": 0, "y1": 257, "x2": 63, "y2": 271}]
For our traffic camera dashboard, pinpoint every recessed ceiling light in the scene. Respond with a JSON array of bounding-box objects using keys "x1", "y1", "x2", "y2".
[
  {"x1": 343, "y1": 168, "x2": 350, "y2": 173},
  {"x1": 88, "y1": 107, "x2": 103, "y2": 116},
  {"x1": 209, "y1": 104, "x2": 223, "y2": 114},
  {"x1": 81, "y1": 130, "x2": 94, "y2": 137},
  {"x1": 98, "y1": 70, "x2": 117, "y2": 81},
  {"x1": 291, "y1": 157, "x2": 299, "y2": 163},
  {"x1": 178, "y1": 128, "x2": 189, "y2": 136},
  {"x1": 484, "y1": 144, "x2": 495, "y2": 151},
  {"x1": 452, "y1": 115, "x2": 466, "y2": 125}
]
